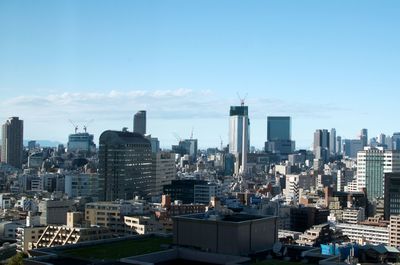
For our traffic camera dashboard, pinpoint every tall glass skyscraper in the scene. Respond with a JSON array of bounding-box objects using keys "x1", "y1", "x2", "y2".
[
  {"x1": 265, "y1": 116, "x2": 294, "y2": 157},
  {"x1": 133, "y1": 110, "x2": 146, "y2": 135},
  {"x1": 267, "y1": 116, "x2": 291, "y2": 141},
  {"x1": 99, "y1": 129, "x2": 153, "y2": 201}
]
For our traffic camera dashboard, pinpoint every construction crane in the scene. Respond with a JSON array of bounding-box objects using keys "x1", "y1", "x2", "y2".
[
  {"x1": 69, "y1": 120, "x2": 78, "y2": 134},
  {"x1": 83, "y1": 119, "x2": 94, "y2": 133},
  {"x1": 237, "y1": 92, "x2": 248, "y2": 106},
  {"x1": 172, "y1": 132, "x2": 182, "y2": 142}
]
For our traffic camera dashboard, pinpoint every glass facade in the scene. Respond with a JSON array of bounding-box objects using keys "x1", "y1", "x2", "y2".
[{"x1": 267, "y1": 117, "x2": 291, "y2": 141}]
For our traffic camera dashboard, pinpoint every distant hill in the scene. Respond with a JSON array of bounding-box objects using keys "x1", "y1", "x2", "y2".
[{"x1": 24, "y1": 140, "x2": 64, "y2": 147}]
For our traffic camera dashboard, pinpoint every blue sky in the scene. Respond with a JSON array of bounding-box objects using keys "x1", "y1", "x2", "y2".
[{"x1": 1, "y1": 1, "x2": 400, "y2": 149}]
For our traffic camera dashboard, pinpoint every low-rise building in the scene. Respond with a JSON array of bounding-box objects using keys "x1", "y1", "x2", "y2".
[{"x1": 124, "y1": 216, "x2": 163, "y2": 235}]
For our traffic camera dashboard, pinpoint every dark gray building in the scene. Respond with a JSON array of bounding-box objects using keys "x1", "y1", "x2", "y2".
[
  {"x1": 133, "y1": 110, "x2": 146, "y2": 135},
  {"x1": 1, "y1": 117, "x2": 24, "y2": 168},
  {"x1": 173, "y1": 213, "x2": 278, "y2": 256},
  {"x1": 99, "y1": 130, "x2": 153, "y2": 201},
  {"x1": 384, "y1": 173, "x2": 400, "y2": 220},
  {"x1": 313, "y1": 129, "x2": 330, "y2": 163}
]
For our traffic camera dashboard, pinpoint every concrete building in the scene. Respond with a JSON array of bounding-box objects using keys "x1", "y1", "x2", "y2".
[
  {"x1": 389, "y1": 215, "x2": 400, "y2": 248},
  {"x1": 133, "y1": 110, "x2": 146, "y2": 135},
  {"x1": 64, "y1": 173, "x2": 99, "y2": 199},
  {"x1": 296, "y1": 223, "x2": 331, "y2": 247},
  {"x1": 38, "y1": 200, "x2": 74, "y2": 226},
  {"x1": 99, "y1": 130, "x2": 153, "y2": 200},
  {"x1": 342, "y1": 208, "x2": 365, "y2": 224},
  {"x1": 357, "y1": 147, "x2": 400, "y2": 200},
  {"x1": 336, "y1": 222, "x2": 389, "y2": 245},
  {"x1": 16, "y1": 226, "x2": 46, "y2": 253},
  {"x1": 153, "y1": 152, "x2": 176, "y2": 196},
  {"x1": 35, "y1": 225, "x2": 112, "y2": 249},
  {"x1": 194, "y1": 183, "x2": 221, "y2": 204},
  {"x1": 163, "y1": 179, "x2": 207, "y2": 204},
  {"x1": 343, "y1": 139, "x2": 364, "y2": 159},
  {"x1": 124, "y1": 216, "x2": 163, "y2": 235},
  {"x1": 0, "y1": 221, "x2": 24, "y2": 240},
  {"x1": 173, "y1": 213, "x2": 278, "y2": 256},
  {"x1": 85, "y1": 200, "x2": 147, "y2": 234},
  {"x1": 1, "y1": 117, "x2": 23, "y2": 168},
  {"x1": 229, "y1": 105, "x2": 250, "y2": 175}
]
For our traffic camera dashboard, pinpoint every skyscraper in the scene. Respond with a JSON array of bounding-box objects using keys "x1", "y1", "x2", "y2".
[
  {"x1": 357, "y1": 147, "x2": 400, "y2": 201},
  {"x1": 1, "y1": 117, "x2": 23, "y2": 168},
  {"x1": 265, "y1": 116, "x2": 295, "y2": 157},
  {"x1": 360, "y1": 128, "x2": 368, "y2": 147},
  {"x1": 98, "y1": 129, "x2": 153, "y2": 201},
  {"x1": 133, "y1": 110, "x2": 146, "y2": 135},
  {"x1": 229, "y1": 105, "x2": 250, "y2": 175},
  {"x1": 329, "y1": 128, "x2": 336, "y2": 155},
  {"x1": 336, "y1": 136, "x2": 342, "y2": 155},
  {"x1": 313, "y1": 129, "x2": 330, "y2": 163},
  {"x1": 267, "y1": 117, "x2": 291, "y2": 141}
]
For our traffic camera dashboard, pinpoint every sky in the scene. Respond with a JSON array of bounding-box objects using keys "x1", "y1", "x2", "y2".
[{"x1": 1, "y1": 0, "x2": 400, "y2": 149}]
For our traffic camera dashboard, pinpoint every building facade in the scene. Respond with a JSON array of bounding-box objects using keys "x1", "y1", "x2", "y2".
[
  {"x1": 1, "y1": 117, "x2": 23, "y2": 168},
  {"x1": 133, "y1": 110, "x2": 146, "y2": 135},
  {"x1": 99, "y1": 130, "x2": 153, "y2": 200}
]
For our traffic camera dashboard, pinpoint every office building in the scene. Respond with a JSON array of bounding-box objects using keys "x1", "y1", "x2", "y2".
[
  {"x1": 336, "y1": 136, "x2": 342, "y2": 155},
  {"x1": 64, "y1": 173, "x2": 100, "y2": 199},
  {"x1": 336, "y1": 222, "x2": 389, "y2": 245},
  {"x1": 67, "y1": 132, "x2": 96, "y2": 154},
  {"x1": 389, "y1": 215, "x2": 400, "y2": 248},
  {"x1": 38, "y1": 200, "x2": 74, "y2": 226},
  {"x1": 98, "y1": 130, "x2": 153, "y2": 200},
  {"x1": 384, "y1": 173, "x2": 400, "y2": 220},
  {"x1": 163, "y1": 179, "x2": 207, "y2": 204},
  {"x1": 229, "y1": 105, "x2": 250, "y2": 175},
  {"x1": 153, "y1": 152, "x2": 176, "y2": 196},
  {"x1": 357, "y1": 147, "x2": 400, "y2": 201},
  {"x1": 343, "y1": 139, "x2": 364, "y2": 159},
  {"x1": 133, "y1": 110, "x2": 146, "y2": 135},
  {"x1": 173, "y1": 213, "x2": 278, "y2": 256},
  {"x1": 313, "y1": 129, "x2": 330, "y2": 163},
  {"x1": 265, "y1": 116, "x2": 294, "y2": 158},
  {"x1": 1, "y1": 117, "x2": 23, "y2": 168},
  {"x1": 360, "y1": 129, "x2": 368, "y2": 147},
  {"x1": 330, "y1": 128, "x2": 336, "y2": 155}
]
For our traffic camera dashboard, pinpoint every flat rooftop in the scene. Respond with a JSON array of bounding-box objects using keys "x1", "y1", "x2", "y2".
[{"x1": 175, "y1": 213, "x2": 272, "y2": 222}]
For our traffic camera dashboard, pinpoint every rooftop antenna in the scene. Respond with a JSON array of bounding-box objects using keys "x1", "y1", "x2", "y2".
[
  {"x1": 69, "y1": 120, "x2": 78, "y2": 134},
  {"x1": 237, "y1": 92, "x2": 248, "y2": 106}
]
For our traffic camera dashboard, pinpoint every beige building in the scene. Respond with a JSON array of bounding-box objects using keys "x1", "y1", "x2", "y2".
[
  {"x1": 16, "y1": 226, "x2": 46, "y2": 253},
  {"x1": 153, "y1": 152, "x2": 176, "y2": 196},
  {"x1": 85, "y1": 201, "x2": 147, "y2": 234},
  {"x1": 124, "y1": 216, "x2": 163, "y2": 235},
  {"x1": 389, "y1": 215, "x2": 400, "y2": 248}
]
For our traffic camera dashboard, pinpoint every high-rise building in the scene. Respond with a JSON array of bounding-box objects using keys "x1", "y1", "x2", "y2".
[
  {"x1": 384, "y1": 173, "x2": 400, "y2": 220},
  {"x1": 357, "y1": 147, "x2": 400, "y2": 201},
  {"x1": 229, "y1": 105, "x2": 250, "y2": 175},
  {"x1": 98, "y1": 130, "x2": 153, "y2": 201},
  {"x1": 265, "y1": 117, "x2": 295, "y2": 157},
  {"x1": 133, "y1": 110, "x2": 146, "y2": 135},
  {"x1": 343, "y1": 139, "x2": 363, "y2": 159},
  {"x1": 330, "y1": 128, "x2": 336, "y2": 155},
  {"x1": 153, "y1": 152, "x2": 176, "y2": 196},
  {"x1": 313, "y1": 129, "x2": 330, "y2": 163},
  {"x1": 360, "y1": 129, "x2": 368, "y2": 147},
  {"x1": 1, "y1": 117, "x2": 24, "y2": 168},
  {"x1": 67, "y1": 132, "x2": 96, "y2": 154},
  {"x1": 336, "y1": 136, "x2": 342, "y2": 155}
]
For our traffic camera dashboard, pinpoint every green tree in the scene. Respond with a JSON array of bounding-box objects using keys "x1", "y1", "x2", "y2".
[{"x1": 7, "y1": 253, "x2": 26, "y2": 265}]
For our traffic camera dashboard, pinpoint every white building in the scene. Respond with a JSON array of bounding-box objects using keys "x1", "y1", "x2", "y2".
[
  {"x1": 65, "y1": 173, "x2": 99, "y2": 199},
  {"x1": 229, "y1": 105, "x2": 250, "y2": 175},
  {"x1": 342, "y1": 208, "x2": 365, "y2": 224},
  {"x1": 336, "y1": 223, "x2": 389, "y2": 245},
  {"x1": 153, "y1": 152, "x2": 176, "y2": 196}
]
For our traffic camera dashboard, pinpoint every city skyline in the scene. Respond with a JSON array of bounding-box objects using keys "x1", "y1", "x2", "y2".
[{"x1": 1, "y1": 1, "x2": 400, "y2": 148}]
